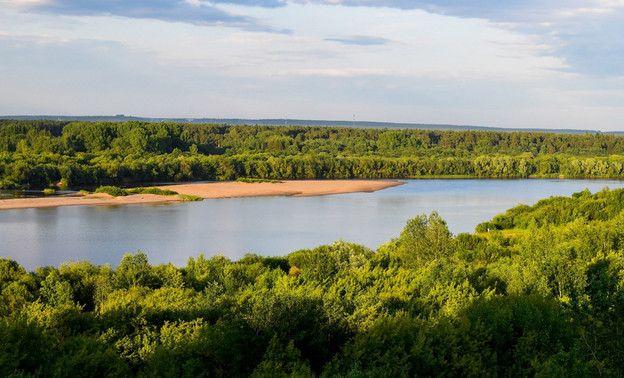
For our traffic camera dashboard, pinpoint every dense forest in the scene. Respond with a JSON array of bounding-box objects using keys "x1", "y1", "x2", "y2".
[
  {"x1": 2, "y1": 187, "x2": 624, "y2": 376},
  {"x1": 2, "y1": 119, "x2": 624, "y2": 189}
]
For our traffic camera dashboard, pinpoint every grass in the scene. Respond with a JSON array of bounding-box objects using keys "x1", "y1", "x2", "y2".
[
  {"x1": 128, "y1": 187, "x2": 178, "y2": 196},
  {"x1": 94, "y1": 186, "x2": 129, "y2": 197},
  {"x1": 91, "y1": 185, "x2": 201, "y2": 202},
  {"x1": 178, "y1": 194, "x2": 203, "y2": 202},
  {"x1": 94, "y1": 186, "x2": 181, "y2": 197},
  {"x1": 236, "y1": 178, "x2": 282, "y2": 184}
]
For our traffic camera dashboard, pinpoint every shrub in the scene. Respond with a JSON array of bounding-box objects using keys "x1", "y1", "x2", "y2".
[
  {"x1": 94, "y1": 186, "x2": 128, "y2": 197},
  {"x1": 57, "y1": 179, "x2": 69, "y2": 191},
  {"x1": 0, "y1": 179, "x2": 20, "y2": 190},
  {"x1": 128, "y1": 187, "x2": 178, "y2": 196},
  {"x1": 178, "y1": 194, "x2": 203, "y2": 202},
  {"x1": 236, "y1": 178, "x2": 282, "y2": 184}
]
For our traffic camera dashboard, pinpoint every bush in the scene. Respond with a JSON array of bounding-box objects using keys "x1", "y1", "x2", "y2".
[
  {"x1": 0, "y1": 179, "x2": 20, "y2": 190},
  {"x1": 178, "y1": 194, "x2": 203, "y2": 202},
  {"x1": 236, "y1": 178, "x2": 282, "y2": 183},
  {"x1": 94, "y1": 186, "x2": 128, "y2": 197},
  {"x1": 128, "y1": 187, "x2": 178, "y2": 196}
]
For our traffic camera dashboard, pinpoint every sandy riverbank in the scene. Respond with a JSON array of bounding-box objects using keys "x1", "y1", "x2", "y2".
[{"x1": 0, "y1": 180, "x2": 404, "y2": 210}]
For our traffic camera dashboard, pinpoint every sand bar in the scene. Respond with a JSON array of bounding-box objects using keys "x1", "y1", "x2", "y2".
[{"x1": 0, "y1": 180, "x2": 404, "y2": 210}]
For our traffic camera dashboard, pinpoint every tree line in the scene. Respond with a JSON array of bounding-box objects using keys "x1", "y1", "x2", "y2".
[
  {"x1": 2, "y1": 187, "x2": 624, "y2": 376},
  {"x1": 2, "y1": 119, "x2": 624, "y2": 188}
]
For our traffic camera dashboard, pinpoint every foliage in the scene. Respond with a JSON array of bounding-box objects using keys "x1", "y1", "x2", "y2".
[
  {"x1": 2, "y1": 119, "x2": 624, "y2": 188},
  {"x1": 127, "y1": 187, "x2": 178, "y2": 196},
  {"x1": 94, "y1": 185, "x2": 128, "y2": 197},
  {"x1": 236, "y1": 178, "x2": 282, "y2": 183},
  {"x1": 177, "y1": 194, "x2": 203, "y2": 202},
  {"x1": 396, "y1": 211, "x2": 453, "y2": 267},
  {"x1": 3, "y1": 187, "x2": 624, "y2": 375}
]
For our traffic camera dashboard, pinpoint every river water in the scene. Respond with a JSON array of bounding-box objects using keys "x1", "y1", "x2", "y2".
[{"x1": 1, "y1": 179, "x2": 622, "y2": 270}]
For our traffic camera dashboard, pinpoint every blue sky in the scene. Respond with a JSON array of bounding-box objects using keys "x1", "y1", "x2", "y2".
[{"x1": 0, "y1": 0, "x2": 623, "y2": 130}]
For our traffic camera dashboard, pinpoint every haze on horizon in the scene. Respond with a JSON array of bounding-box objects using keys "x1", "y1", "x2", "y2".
[{"x1": 0, "y1": 0, "x2": 623, "y2": 131}]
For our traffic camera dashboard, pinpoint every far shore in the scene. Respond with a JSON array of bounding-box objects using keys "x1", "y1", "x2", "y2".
[{"x1": 0, "y1": 180, "x2": 404, "y2": 210}]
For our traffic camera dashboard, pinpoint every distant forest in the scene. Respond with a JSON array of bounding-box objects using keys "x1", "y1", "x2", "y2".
[
  {"x1": 3, "y1": 187, "x2": 624, "y2": 376},
  {"x1": 2, "y1": 119, "x2": 624, "y2": 189}
]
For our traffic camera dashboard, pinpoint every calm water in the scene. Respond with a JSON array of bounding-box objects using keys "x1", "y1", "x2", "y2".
[{"x1": 1, "y1": 179, "x2": 622, "y2": 271}]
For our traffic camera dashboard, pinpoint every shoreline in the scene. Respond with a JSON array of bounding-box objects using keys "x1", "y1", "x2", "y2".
[{"x1": 0, "y1": 180, "x2": 404, "y2": 210}]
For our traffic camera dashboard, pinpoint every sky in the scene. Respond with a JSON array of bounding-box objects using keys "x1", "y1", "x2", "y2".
[{"x1": 0, "y1": 1, "x2": 623, "y2": 131}]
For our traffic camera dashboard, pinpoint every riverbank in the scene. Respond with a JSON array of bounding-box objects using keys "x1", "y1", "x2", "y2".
[{"x1": 0, "y1": 180, "x2": 404, "y2": 210}]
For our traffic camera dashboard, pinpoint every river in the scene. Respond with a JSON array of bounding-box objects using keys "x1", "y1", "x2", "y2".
[{"x1": 1, "y1": 179, "x2": 622, "y2": 270}]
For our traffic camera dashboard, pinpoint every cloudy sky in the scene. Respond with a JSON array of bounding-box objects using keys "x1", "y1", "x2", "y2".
[{"x1": 1, "y1": 0, "x2": 623, "y2": 130}]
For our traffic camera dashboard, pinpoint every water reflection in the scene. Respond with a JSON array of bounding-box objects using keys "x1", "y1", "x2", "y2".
[{"x1": 1, "y1": 179, "x2": 622, "y2": 270}]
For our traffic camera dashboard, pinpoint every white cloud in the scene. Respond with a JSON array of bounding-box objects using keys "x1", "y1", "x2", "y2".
[
  {"x1": 5, "y1": 0, "x2": 50, "y2": 8},
  {"x1": 1, "y1": 1, "x2": 623, "y2": 130},
  {"x1": 211, "y1": 3, "x2": 568, "y2": 81},
  {"x1": 283, "y1": 68, "x2": 390, "y2": 77},
  {"x1": 2, "y1": 0, "x2": 290, "y2": 32},
  {"x1": 557, "y1": 6, "x2": 617, "y2": 17}
]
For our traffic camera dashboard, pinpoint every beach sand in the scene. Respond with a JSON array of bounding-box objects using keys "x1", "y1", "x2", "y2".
[{"x1": 0, "y1": 180, "x2": 404, "y2": 210}]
